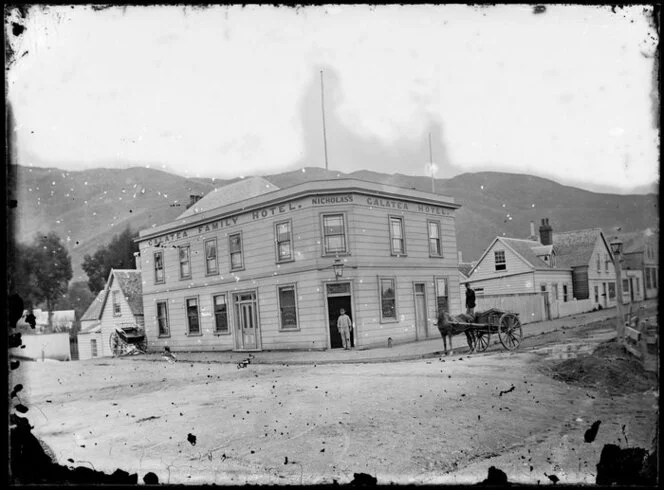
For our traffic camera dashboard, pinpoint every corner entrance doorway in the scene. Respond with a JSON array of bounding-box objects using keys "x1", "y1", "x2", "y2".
[{"x1": 326, "y1": 282, "x2": 354, "y2": 349}]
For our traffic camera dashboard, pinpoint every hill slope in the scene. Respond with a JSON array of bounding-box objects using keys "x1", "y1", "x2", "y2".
[{"x1": 13, "y1": 165, "x2": 658, "y2": 281}]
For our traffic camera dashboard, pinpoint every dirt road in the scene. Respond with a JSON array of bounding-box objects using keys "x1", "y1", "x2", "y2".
[{"x1": 12, "y1": 321, "x2": 658, "y2": 485}]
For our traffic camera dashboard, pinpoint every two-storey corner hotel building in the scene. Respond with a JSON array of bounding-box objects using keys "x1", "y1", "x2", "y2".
[{"x1": 136, "y1": 177, "x2": 462, "y2": 352}]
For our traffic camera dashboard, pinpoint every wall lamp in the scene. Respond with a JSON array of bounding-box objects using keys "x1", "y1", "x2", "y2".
[{"x1": 333, "y1": 258, "x2": 344, "y2": 279}]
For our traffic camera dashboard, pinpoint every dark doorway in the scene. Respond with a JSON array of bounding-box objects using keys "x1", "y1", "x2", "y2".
[{"x1": 327, "y1": 295, "x2": 353, "y2": 349}]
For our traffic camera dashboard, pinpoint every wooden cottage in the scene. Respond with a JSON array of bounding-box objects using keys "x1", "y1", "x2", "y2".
[{"x1": 77, "y1": 269, "x2": 144, "y2": 359}]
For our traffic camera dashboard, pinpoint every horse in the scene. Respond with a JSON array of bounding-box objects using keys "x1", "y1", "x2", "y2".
[{"x1": 436, "y1": 311, "x2": 477, "y2": 356}]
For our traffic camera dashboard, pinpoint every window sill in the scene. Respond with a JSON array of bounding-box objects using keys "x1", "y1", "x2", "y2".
[
  {"x1": 154, "y1": 280, "x2": 165, "y2": 285},
  {"x1": 322, "y1": 252, "x2": 351, "y2": 257},
  {"x1": 206, "y1": 271, "x2": 219, "y2": 277},
  {"x1": 158, "y1": 334, "x2": 171, "y2": 339},
  {"x1": 279, "y1": 327, "x2": 300, "y2": 332},
  {"x1": 390, "y1": 253, "x2": 408, "y2": 257},
  {"x1": 185, "y1": 332, "x2": 202, "y2": 337},
  {"x1": 428, "y1": 254, "x2": 444, "y2": 259},
  {"x1": 213, "y1": 331, "x2": 231, "y2": 336},
  {"x1": 276, "y1": 259, "x2": 295, "y2": 265},
  {"x1": 379, "y1": 318, "x2": 399, "y2": 324},
  {"x1": 179, "y1": 276, "x2": 192, "y2": 281},
  {"x1": 230, "y1": 267, "x2": 245, "y2": 273}
]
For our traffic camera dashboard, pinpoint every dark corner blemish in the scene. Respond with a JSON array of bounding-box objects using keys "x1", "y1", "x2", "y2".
[
  {"x1": 533, "y1": 5, "x2": 546, "y2": 14},
  {"x1": 12, "y1": 22, "x2": 25, "y2": 36}
]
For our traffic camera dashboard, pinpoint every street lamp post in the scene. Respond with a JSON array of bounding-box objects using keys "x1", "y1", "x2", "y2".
[{"x1": 610, "y1": 237, "x2": 625, "y2": 341}]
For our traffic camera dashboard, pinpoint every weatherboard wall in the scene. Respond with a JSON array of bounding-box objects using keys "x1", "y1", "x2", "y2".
[
  {"x1": 587, "y1": 236, "x2": 617, "y2": 308},
  {"x1": 468, "y1": 240, "x2": 533, "y2": 282},
  {"x1": 137, "y1": 185, "x2": 460, "y2": 352},
  {"x1": 466, "y1": 270, "x2": 537, "y2": 296}
]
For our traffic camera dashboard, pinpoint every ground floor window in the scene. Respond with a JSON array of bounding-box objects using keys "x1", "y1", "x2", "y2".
[
  {"x1": 562, "y1": 284, "x2": 568, "y2": 302},
  {"x1": 622, "y1": 279, "x2": 630, "y2": 294},
  {"x1": 278, "y1": 285, "x2": 298, "y2": 330},
  {"x1": 608, "y1": 282, "x2": 616, "y2": 300},
  {"x1": 186, "y1": 298, "x2": 200, "y2": 335},
  {"x1": 90, "y1": 339, "x2": 98, "y2": 357},
  {"x1": 594, "y1": 285, "x2": 599, "y2": 303},
  {"x1": 213, "y1": 295, "x2": 229, "y2": 334},
  {"x1": 379, "y1": 277, "x2": 397, "y2": 321},
  {"x1": 157, "y1": 301, "x2": 170, "y2": 337}
]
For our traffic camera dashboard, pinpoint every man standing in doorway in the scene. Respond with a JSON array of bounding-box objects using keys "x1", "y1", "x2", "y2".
[
  {"x1": 337, "y1": 308, "x2": 352, "y2": 350},
  {"x1": 465, "y1": 283, "x2": 476, "y2": 318}
]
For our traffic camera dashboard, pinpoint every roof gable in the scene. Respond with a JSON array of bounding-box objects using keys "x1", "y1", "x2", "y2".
[
  {"x1": 110, "y1": 269, "x2": 144, "y2": 317},
  {"x1": 468, "y1": 237, "x2": 542, "y2": 276}
]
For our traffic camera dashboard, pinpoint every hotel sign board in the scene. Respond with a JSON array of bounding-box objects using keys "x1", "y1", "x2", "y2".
[{"x1": 145, "y1": 192, "x2": 453, "y2": 247}]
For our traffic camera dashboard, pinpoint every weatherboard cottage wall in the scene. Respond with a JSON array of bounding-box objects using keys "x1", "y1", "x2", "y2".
[
  {"x1": 587, "y1": 236, "x2": 617, "y2": 308},
  {"x1": 77, "y1": 331, "x2": 103, "y2": 360},
  {"x1": 137, "y1": 180, "x2": 460, "y2": 352},
  {"x1": 534, "y1": 269, "x2": 575, "y2": 319},
  {"x1": 464, "y1": 272, "x2": 536, "y2": 296}
]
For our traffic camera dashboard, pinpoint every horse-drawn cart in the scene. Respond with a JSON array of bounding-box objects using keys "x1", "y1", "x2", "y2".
[
  {"x1": 109, "y1": 323, "x2": 147, "y2": 356},
  {"x1": 437, "y1": 308, "x2": 523, "y2": 354}
]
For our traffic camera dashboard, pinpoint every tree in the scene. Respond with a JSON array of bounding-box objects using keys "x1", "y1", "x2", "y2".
[
  {"x1": 19, "y1": 232, "x2": 73, "y2": 330},
  {"x1": 82, "y1": 226, "x2": 139, "y2": 294}
]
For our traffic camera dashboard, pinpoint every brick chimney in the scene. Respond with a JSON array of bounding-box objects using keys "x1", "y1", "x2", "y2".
[
  {"x1": 187, "y1": 194, "x2": 202, "y2": 209},
  {"x1": 530, "y1": 221, "x2": 536, "y2": 240},
  {"x1": 133, "y1": 252, "x2": 141, "y2": 270},
  {"x1": 539, "y1": 218, "x2": 553, "y2": 245}
]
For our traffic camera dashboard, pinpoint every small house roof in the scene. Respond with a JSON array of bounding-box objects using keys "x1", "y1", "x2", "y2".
[
  {"x1": 80, "y1": 289, "x2": 108, "y2": 322},
  {"x1": 177, "y1": 176, "x2": 280, "y2": 219},
  {"x1": 499, "y1": 238, "x2": 552, "y2": 269},
  {"x1": 553, "y1": 228, "x2": 607, "y2": 268},
  {"x1": 531, "y1": 245, "x2": 553, "y2": 256},
  {"x1": 620, "y1": 229, "x2": 658, "y2": 254},
  {"x1": 458, "y1": 262, "x2": 474, "y2": 278},
  {"x1": 79, "y1": 322, "x2": 102, "y2": 334},
  {"x1": 111, "y1": 270, "x2": 144, "y2": 317}
]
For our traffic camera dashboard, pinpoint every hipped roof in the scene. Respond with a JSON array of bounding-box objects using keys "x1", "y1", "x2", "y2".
[{"x1": 177, "y1": 177, "x2": 280, "y2": 219}]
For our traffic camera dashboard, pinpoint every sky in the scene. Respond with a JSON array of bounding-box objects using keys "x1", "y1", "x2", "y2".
[{"x1": 6, "y1": 4, "x2": 660, "y2": 194}]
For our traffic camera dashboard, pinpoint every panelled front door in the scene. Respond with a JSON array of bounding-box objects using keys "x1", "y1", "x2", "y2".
[
  {"x1": 233, "y1": 292, "x2": 260, "y2": 350},
  {"x1": 414, "y1": 283, "x2": 428, "y2": 340}
]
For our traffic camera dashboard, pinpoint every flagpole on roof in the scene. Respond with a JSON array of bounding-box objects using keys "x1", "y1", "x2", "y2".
[
  {"x1": 320, "y1": 70, "x2": 329, "y2": 171},
  {"x1": 429, "y1": 132, "x2": 435, "y2": 193}
]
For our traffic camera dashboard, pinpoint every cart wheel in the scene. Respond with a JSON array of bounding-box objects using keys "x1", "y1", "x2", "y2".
[
  {"x1": 109, "y1": 331, "x2": 125, "y2": 357},
  {"x1": 498, "y1": 313, "x2": 522, "y2": 350},
  {"x1": 138, "y1": 335, "x2": 148, "y2": 353},
  {"x1": 474, "y1": 330, "x2": 491, "y2": 352}
]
